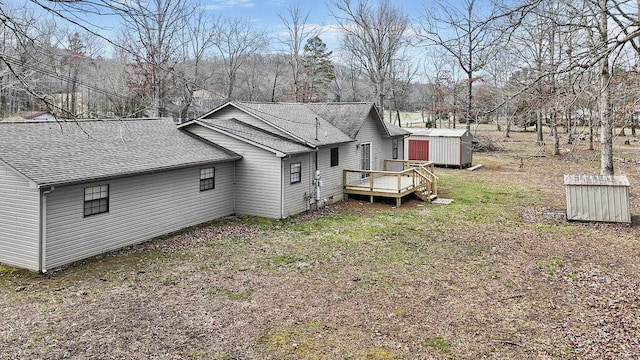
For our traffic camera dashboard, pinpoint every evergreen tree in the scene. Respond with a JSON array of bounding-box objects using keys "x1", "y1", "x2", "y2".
[{"x1": 301, "y1": 36, "x2": 335, "y2": 102}]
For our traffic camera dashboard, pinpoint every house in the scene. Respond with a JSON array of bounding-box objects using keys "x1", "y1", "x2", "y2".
[
  {"x1": 179, "y1": 101, "x2": 409, "y2": 218},
  {"x1": 20, "y1": 111, "x2": 57, "y2": 122},
  {"x1": 0, "y1": 102, "x2": 410, "y2": 271},
  {"x1": 404, "y1": 128, "x2": 473, "y2": 168},
  {"x1": 0, "y1": 119, "x2": 240, "y2": 272}
]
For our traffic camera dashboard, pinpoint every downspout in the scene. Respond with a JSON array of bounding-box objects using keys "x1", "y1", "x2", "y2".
[
  {"x1": 281, "y1": 157, "x2": 285, "y2": 219},
  {"x1": 39, "y1": 186, "x2": 55, "y2": 273},
  {"x1": 232, "y1": 162, "x2": 237, "y2": 214}
]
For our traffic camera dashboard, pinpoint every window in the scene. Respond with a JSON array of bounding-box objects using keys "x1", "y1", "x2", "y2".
[
  {"x1": 290, "y1": 162, "x2": 301, "y2": 184},
  {"x1": 392, "y1": 138, "x2": 399, "y2": 159},
  {"x1": 330, "y1": 147, "x2": 339, "y2": 167},
  {"x1": 84, "y1": 185, "x2": 109, "y2": 217},
  {"x1": 200, "y1": 167, "x2": 215, "y2": 191}
]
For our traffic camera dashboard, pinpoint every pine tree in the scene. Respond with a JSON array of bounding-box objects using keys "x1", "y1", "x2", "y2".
[{"x1": 301, "y1": 36, "x2": 335, "y2": 102}]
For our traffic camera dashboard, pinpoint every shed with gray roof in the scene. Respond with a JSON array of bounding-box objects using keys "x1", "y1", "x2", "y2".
[
  {"x1": 564, "y1": 174, "x2": 631, "y2": 223},
  {"x1": 404, "y1": 128, "x2": 473, "y2": 167},
  {"x1": 0, "y1": 119, "x2": 240, "y2": 271}
]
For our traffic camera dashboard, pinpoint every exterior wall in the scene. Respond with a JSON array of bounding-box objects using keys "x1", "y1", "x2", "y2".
[
  {"x1": 315, "y1": 143, "x2": 358, "y2": 203},
  {"x1": 405, "y1": 134, "x2": 473, "y2": 167},
  {"x1": 0, "y1": 162, "x2": 40, "y2": 271},
  {"x1": 355, "y1": 113, "x2": 397, "y2": 171},
  {"x1": 430, "y1": 137, "x2": 462, "y2": 166},
  {"x1": 566, "y1": 184, "x2": 631, "y2": 223},
  {"x1": 282, "y1": 153, "x2": 313, "y2": 217},
  {"x1": 186, "y1": 124, "x2": 283, "y2": 218},
  {"x1": 44, "y1": 163, "x2": 236, "y2": 269}
]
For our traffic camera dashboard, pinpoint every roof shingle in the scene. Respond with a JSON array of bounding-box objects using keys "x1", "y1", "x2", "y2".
[{"x1": 0, "y1": 119, "x2": 240, "y2": 186}]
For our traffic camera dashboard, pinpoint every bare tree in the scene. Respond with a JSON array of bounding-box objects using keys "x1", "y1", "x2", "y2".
[
  {"x1": 176, "y1": 5, "x2": 215, "y2": 121},
  {"x1": 118, "y1": 0, "x2": 191, "y2": 117},
  {"x1": 417, "y1": 0, "x2": 507, "y2": 131},
  {"x1": 332, "y1": 0, "x2": 410, "y2": 118},
  {"x1": 278, "y1": 4, "x2": 317, "y2": 102},
  {"x1": 211, "y1": 16, "x2": 268, "y2": 100}
]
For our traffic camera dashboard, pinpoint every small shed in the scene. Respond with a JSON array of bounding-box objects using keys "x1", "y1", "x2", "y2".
[
  {"x1": 404, "y1": 128, "x2": 473, "y2": 167},
  {"x1": 564, "y1": 174, "x2": 631, "y2": 223}
]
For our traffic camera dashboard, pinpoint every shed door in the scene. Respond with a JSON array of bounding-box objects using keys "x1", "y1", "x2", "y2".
[{"x1": 409, "y1": 140, "x2": 429, "y2": 160}]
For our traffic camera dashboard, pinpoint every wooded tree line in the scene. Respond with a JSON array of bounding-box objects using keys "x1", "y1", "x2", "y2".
[{"x1": 1, "y1": 0, "x2": 640, "y2": 174}]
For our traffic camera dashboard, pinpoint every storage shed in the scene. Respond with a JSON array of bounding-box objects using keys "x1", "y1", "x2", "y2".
[
  {"x1": 403, "y1": 128, "x2": 473, "y2": 167},
  {"x1": 564, "y1": 174, "x2": 631, "y2": 223}
]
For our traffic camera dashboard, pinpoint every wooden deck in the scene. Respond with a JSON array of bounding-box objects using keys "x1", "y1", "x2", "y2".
[{"x1": 343, "y1": 160, "x2": 438, "y2": 207}]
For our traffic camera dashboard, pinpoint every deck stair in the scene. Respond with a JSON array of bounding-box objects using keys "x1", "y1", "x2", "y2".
[{"x1": 414, "y1": 188, "x2": 436, "y2": 202}]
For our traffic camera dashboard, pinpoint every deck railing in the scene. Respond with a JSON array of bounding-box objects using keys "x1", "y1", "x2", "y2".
[
  {"x1": 384, "y1": 159, "x2": 438, "y2": 197},
  {"x1": 343, "y1": 160, "x2": 438, "y2": 198}
]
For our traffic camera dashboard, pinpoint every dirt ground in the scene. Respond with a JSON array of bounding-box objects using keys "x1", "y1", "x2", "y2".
[{"x1": 1, "y1": 126, "x2": 639, "y2": 359}]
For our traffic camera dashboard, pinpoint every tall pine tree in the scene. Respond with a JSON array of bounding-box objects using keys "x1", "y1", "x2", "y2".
[{"x1": 301, "y1": 36, "x2": 335, "y2": 102}]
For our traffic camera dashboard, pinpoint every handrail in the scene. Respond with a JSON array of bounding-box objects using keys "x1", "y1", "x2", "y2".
[{"x1": 344, "y1": 163, "x2": 436, "y2": 195}]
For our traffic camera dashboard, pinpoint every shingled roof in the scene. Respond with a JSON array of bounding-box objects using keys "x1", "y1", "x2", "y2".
[
  {"x1": 195, "y1": 102, "x2": 407, "y2": 149},
  {"x1": 0, "y1": 119, "x2": 240, "y2": 187},
  {"x1": 197, "y1": 118, "x2": 312, "y2": 155},
  {"x1": 231, "y1": 102, "x2": 354, "y2": 146}
]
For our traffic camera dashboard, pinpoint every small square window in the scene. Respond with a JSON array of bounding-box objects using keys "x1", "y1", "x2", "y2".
[
  {"x1": 330, "y1": 147, "x2": 339, "y2": 167},
  {"x1": 290, "y1": 162, "x2": 301, "y2": 184},
  {"x1": 200, "y1": 167, "x2": 215, "y2": 191},
  {"x1": 84, "y1": 185, "x2": 109, "y2": 216},
  {"x1": 392, "y1": 138, "x2": 399, "y2": 159}
]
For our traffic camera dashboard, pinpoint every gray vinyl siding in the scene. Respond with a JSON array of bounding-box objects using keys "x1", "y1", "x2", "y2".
[
  {"x1": 185, "y1": 124, "x2": 283, "y2": 218},
  {"x1": 316, "y1": 143, "x2": 358, "y2": 202},
  {"x1": 44, "y1": 164, "x2": 235, "y2": 269},
  {"x1": 0, "y1": 162, "x2": 40, "y2": 270},
  {"x1": 355, "y1": 113, "x2": 396, "y2": 170},
  {"x1": 282, "y1": 154, "x2": 313, "y2": 217}
]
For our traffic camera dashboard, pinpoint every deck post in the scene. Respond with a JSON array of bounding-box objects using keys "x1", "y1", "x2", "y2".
[
  {"x1": 396, "y1": 197, "x2": 401, "y2": 208},
  {"x1": 370, "y1": 195, "x2": 374, "y2": 203}
]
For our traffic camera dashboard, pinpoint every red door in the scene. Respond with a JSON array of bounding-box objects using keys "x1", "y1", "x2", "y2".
[{"x1": 408, "y1": 140, "x2": 429, "y2": 160}]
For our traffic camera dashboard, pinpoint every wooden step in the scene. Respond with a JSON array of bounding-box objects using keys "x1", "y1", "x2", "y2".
[{"x1": 414, "y1": 190, "x2": 433, "y2": 202}]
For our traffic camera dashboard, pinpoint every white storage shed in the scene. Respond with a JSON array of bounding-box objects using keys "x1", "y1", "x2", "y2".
[
  {"x1": 404, "y1": 128, "x2": 473, "y2": 167},
  {"x1": 564, "y1": 174, "x2": 631, "y2": 223}
]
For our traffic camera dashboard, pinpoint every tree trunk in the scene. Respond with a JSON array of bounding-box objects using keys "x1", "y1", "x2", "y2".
[
  {"x1": 536, "y1": 111, "x2": 544, "y2": 145},
  {"x1": 504, "y1": 116, "x2": 511, "y2": 138},
  {"x1": 599, "y1": 0, "x2": 614, "y2": 175},
  {"x1": 551, "y1": 113, "x2": 560, "y2": 156}
]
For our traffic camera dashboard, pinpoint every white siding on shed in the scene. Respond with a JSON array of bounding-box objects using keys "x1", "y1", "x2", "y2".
[
  {"x1": 44, "y1": 164, "x2": 235, "y2": 269},
  {"x1": 0, "y1": 162, "x2": 40, "y2": 270},
  {"x1": 186, "y1": 124, "x2": 283, "y2": 218},
  {"x1": 564, "y1": 174, "x2": 631, "y2": 223}
]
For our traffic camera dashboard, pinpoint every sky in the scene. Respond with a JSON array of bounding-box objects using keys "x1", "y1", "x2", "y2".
[
  {"x1": 198, "y1": 0, "x2": 433, "y2": 51},
  {"x1": 9, "y1": 0, "x2": 431, "y2": 56}
]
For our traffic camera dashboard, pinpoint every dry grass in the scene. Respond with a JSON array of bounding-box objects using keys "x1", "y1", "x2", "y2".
[{"x1": 1, "y1": 126, "x2": 639, "y2": 359}]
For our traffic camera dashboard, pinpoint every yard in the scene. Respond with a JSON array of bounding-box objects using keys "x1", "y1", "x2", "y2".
[{"x1": 1, "y1": 126, "x2": 639, "y2": 359}]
